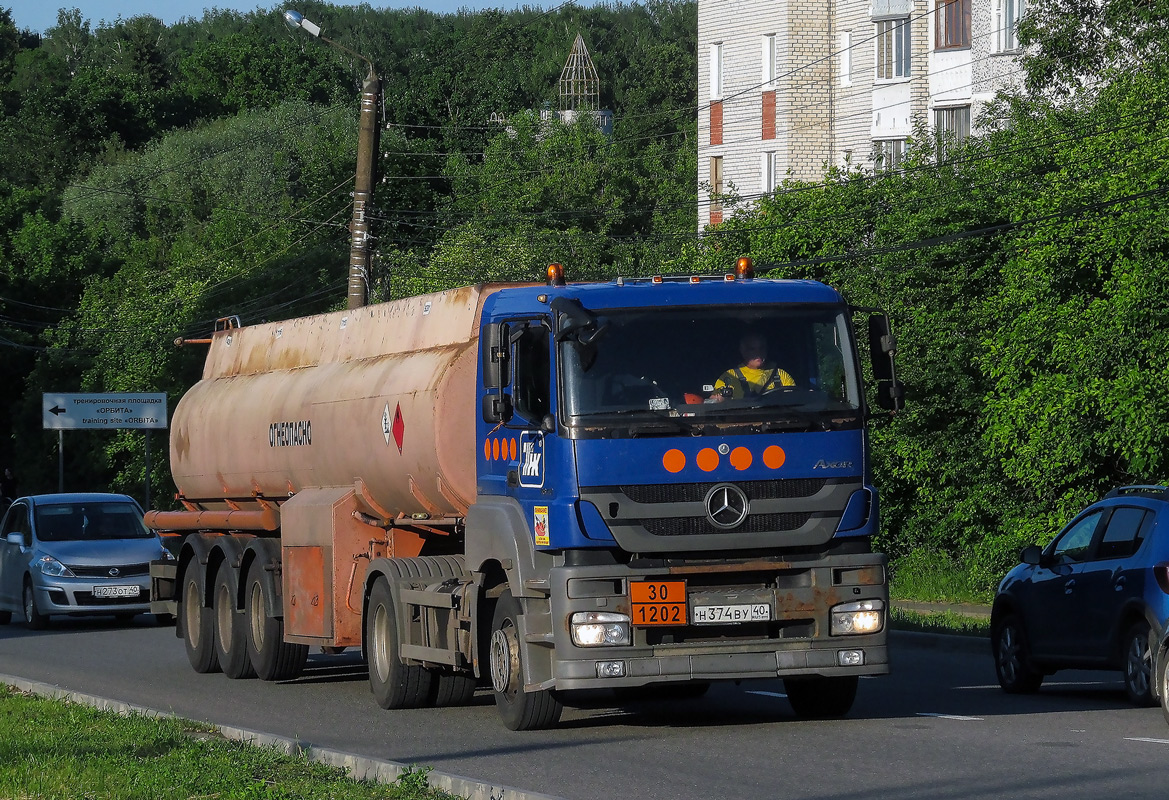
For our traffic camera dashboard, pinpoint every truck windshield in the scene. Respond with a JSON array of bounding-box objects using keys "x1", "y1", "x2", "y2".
[{"x1": 559, "y1": 305, "x2": 861, "y2": 428}]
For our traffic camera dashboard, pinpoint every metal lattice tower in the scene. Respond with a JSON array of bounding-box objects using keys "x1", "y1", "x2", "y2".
[{"x1": 559, "y1": 33, "x2": 600, "y2": 112}]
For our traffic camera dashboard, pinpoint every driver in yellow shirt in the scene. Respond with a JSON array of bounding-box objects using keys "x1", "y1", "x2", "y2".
[{"x1": 710, "y1": 333, "x2": 794, "y2": 401}]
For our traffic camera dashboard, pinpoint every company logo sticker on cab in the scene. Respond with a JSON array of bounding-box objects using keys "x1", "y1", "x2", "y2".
[
  {"x1": 534, "y1": 505, "x2": 549, "y2": 546},
  {"x1": 519, "y1": 432, "x2": 545, "y2": 488}
]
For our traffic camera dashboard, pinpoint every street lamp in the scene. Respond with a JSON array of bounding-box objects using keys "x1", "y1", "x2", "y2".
[{"x1": 284, "y1": 9, "x2": 381, "y2": 310}]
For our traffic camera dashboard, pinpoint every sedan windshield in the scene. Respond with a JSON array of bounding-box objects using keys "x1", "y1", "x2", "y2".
[
  {"x1": 560, "y1": 305, "x2": 861, "y2": 428},
  {"x1": 34, "y1": 502, "x2": 151, "y2": 542}
]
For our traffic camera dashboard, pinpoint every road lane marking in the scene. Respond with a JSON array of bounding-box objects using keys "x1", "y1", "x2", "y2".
[
  {"x1": 916, "y1": 712, "x2": 983, "y2": 721},
  {"x1": 747, "y1": 691, "x2": 787, "y2": 699},
  {"x1": 1126, "y1": 737, "x2": 1169, "y2": 745}
]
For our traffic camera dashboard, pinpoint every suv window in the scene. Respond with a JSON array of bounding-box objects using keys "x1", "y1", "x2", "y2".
[
  {"x1": 1050, "y1": 510, "x2": 1103, "y2": 565},
  {"x1": 1095, "y1": 507, "x2": 1148, "y2": 560}
]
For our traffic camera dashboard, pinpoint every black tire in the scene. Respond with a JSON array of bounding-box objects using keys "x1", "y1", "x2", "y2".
[
  {"x1": 0, "y1": 610, "x2": 11, "y2": 625},
  {"x1": 1159, "y1": 648, "x2": 1169, "y2": 726},
  {"x1": 1123, "y1": 621, "x2": 1156, "y2": 707},
  {"x1": 992, "y1": 613, "x2": 1043, "y2": 693},
  {"x1": 783, "y1": 676, "x2": 858, "y2": 719},
  {"x1": 213, "y1": 566, "x2": 256, "y2": 680},
  {"x1": 244, "y1": 570, "x2": 307, "y2": 681},
  {"x1": 431, "y1": 670, "x2": 478, "y2": 707},
  {"x1": 366, "y1": 577, "x2": 433, "y2": 708},
  {"x1": 23, "y1": 581, "x2": 49, "y2": 630},
  {"x1": 180, "y1": 566, "x2": 220, "y2": 673},
  {"x1": 489, "y1": 590, "x2": 562, "y2": 730}
]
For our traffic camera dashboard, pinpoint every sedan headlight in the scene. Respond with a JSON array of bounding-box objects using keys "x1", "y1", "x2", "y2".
[
  {"x1": 570, "y1": 611, "x2": 631, "y2": 647},
  {"x1": 830, "y1": 599, "x2": 884, "y2": 635},
  {"x1": 36, "y1": 555, "x2": 75, "y2": 578}
]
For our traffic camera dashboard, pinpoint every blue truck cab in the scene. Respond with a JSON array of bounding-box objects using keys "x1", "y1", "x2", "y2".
[{"x1": 465, "y1": 263, "x2": 901, "y2": 728}]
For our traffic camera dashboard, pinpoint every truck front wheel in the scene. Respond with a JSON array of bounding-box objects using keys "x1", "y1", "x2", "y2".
[
  {"x1": 181, "y1": 567, "x2": 220, "y2": 673},
  {"x1": 489, "y1": 590, "x2": 562, "y2": 731},
  {"x1": 244, "y1": 570, "x2": 306, "y2": 681},
  {"x1": 783, "y1": 675, "x2": 858, "y2": 719},
  {"x1": 366, "y1": 577, "x2": 433, "y2": 708}
]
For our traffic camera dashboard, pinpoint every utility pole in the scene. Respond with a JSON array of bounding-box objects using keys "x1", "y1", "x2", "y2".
[{"x1": 284, "y1": 10, "x2": 381, "y2": 309}]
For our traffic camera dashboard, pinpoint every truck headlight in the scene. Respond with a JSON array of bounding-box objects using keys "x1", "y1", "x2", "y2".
[
  {"x1": 570, "y1": 611, "x2": 631, "y2": 646},
  {"x1": 36, "y1": 555, "x2": 74, "y2": 578},
  {"x1": 830, "y1": 599, "x2": 884, "y2": 635}
]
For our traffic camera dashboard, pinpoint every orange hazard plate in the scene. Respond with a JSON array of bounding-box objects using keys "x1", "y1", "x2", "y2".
[{"x1": 630, "y1": 580, "x2": 687, "y2": 626}]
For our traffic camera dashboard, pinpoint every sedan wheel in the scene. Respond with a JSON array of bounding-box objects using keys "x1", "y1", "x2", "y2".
[
  {"x1": 1160, "y1": 650, "x2": 1169, "y2": 726},
  {"x1": 23, "y1": 582, "x2": 49, "y2": 630},
  {"x1": 1123, "y1": 621, "x2": 1156, "y2": 707}
]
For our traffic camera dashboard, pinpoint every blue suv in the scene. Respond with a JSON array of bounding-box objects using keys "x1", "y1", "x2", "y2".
[{"x1": 992, "y1": 485, "x2": 1169, "y2": 706}]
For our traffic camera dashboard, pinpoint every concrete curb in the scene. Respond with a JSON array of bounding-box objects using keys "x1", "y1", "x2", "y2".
[{"x1": 0, "y1": 673, "x2": 565, "y2": 800}]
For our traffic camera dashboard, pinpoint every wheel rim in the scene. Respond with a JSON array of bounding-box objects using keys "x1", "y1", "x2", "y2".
[
  {"x1": 489, "y1": 621, "x2": 518, "y2": 696},
  {"x1": 997, "y1": 625, "x2": 1021, "y2": 685},
  {"x1": 184, "y1": 577, "x2": 201, "y2": 649},
  {"x1": 248, "y1": 581, "x2": 265, "y2": 651},
  {"x1": 1126, "y1": 631, "x2": 1151, "y2": 697},
  {"x1": 23, "y1": 585, "x2": 34, "y2": 624},
  {"x1": 215, "y1": 580, "x2": 232, "y2": 654},
  {"x1": 370, "y1": 603, "x2": 390, "y2": 683}
]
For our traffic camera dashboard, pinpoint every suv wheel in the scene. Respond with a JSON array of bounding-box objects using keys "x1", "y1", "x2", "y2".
[
  {"x1": 1123, "y1": 621, "x2": 1156, "y2": 706},
  {"x1": 992, "y1": 613, "x2": 1043, "y2": 693}
]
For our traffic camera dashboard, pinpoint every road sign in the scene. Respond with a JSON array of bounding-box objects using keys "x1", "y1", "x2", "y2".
[{"x1": 43, "y1": 393, "x2": 168, "y2": 430}]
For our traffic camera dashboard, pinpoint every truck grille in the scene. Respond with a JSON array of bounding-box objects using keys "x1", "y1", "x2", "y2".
[
  {"x1": 639, "y1": 512, "x2": 812, "y2": 536},
  {"x1": 619, "y1": 478, "x2": 827, "y2": 504}
]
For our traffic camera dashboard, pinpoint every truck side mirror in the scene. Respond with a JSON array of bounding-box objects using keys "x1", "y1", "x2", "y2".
[
  {"x1": 482, "y1": 392, "x2": 513, "y2": 424},
  {"x1": 868, "y1": 315, "x2": 896, "y2": 382},
  {"x1": 481, "y1": 322, "x2": 510, "y2": 389}
]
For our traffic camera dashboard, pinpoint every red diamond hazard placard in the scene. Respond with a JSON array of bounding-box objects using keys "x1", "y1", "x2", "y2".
[{"x1": 391, "y1": 403, "x2": 405, "y2": 454}]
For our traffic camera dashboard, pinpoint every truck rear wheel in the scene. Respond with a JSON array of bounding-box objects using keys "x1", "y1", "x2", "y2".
[
  {"x1": 783, "y1": 675, "x2": 858, "y2": 718},
  {"x1": 213, "y1": 566, "x2": 255, "y2": 680},
  {"x1": 367, "y1": 577, "x2": 433, "y2": 708},
  {"x1": 181, "y1": 567, "x2": 220, "y2": 673},
  {"x1": 489, "y1": 590, "x2": 562, "y2": 731},
  {"x1": 431, "y1": 670, "x2": 478, "y2": 707},
  {"x1": 244, "y1": 570, "x2": 307, "y2": 681}
]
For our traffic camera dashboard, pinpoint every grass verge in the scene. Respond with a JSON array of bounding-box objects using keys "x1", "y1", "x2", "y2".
[
  {"x1": 889, "y1": 606, "x2": 990, "y2": 638},
  {"x1": 0, "y1": 684, "x2": 458, "y2": 800}
]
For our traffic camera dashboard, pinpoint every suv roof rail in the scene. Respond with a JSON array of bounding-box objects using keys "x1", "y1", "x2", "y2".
[{"x1": 1105, "y1": 485, "x2": 1169, "y2": 500}]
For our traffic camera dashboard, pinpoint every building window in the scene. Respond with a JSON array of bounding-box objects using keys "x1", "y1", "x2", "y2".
[
  {"x1": 710, "y1": 43, "x2": 723, "y2": 100},
  {"x1": 710, "y1": 156, "x2": 724, "y2": 216},
  {"x1": 935, "y1": 0, "x2": 971, "y2": 49},
  {"x1": 935, "y1": 106, "x2": 971, "y2": 156},
  {"x1": 761, "y1": 152, "x2": 778, "y2": 194},
  {"x1": 840, "y1": 31, "x2": 852, "y2": 86},
  {"x1": 875, "y1": 18, "x2": 911, "y2": 80},
  {"x1": 761, "y1": 34, "x2": 777, "y2": 88},
  {"x1": 993, "y1": 0, "x2": 1026, "y2": 51},
  {"x1": 873, "y1": 139, "x2": 907, "y2": 171}
]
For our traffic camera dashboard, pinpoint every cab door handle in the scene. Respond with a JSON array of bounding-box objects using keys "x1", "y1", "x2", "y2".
[
  {"x1": 1064, "y1": 578, "x2": 1076, "y2": 594},
  {"x1": 1114, "y1": 576, "x2": 1126, "y2": 591}
]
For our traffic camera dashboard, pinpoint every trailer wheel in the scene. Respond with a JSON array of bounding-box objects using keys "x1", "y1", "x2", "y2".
[
  {"x1": 783, "y1": 675, "x2": 858, "y2": 719},
  {"x1": 367, "y1": 577, "x2": 433, "y2": 708},
  {"x1": 213, "y1": 566, "x2": 256, "y2": 680},
  {"x1": 180, "y1": 566, "x2": 220, "y2": 673},
  {"x1": 244, "y1": 570, "x2": 307, "y2": 681},
  {"x1": 489, "y1": 590, "x2": 562, "y2": 730}
]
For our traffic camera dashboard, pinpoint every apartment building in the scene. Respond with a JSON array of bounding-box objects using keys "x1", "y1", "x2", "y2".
[{"x1": 697, "y1": 0, "x2": 1027, "y2": 227}]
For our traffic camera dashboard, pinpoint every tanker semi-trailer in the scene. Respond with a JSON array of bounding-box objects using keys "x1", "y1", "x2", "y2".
[{"x1": 147, "y1": 259, "x2": 904, "y2": 730}]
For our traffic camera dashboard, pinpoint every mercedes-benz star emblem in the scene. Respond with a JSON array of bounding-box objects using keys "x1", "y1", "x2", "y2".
[{"x1": 704, "y1": 483, "x2": 749, "y2": 530}]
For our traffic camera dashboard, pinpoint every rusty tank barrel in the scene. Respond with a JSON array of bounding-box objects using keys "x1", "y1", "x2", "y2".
[{"x1": 169, "y1": 284, "x2": 520, "y2": 519}]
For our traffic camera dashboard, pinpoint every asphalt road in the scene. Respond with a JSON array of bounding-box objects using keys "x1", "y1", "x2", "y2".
[{"x1": 2, "y1": 616, "x2": 1168, "y2": 800}]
